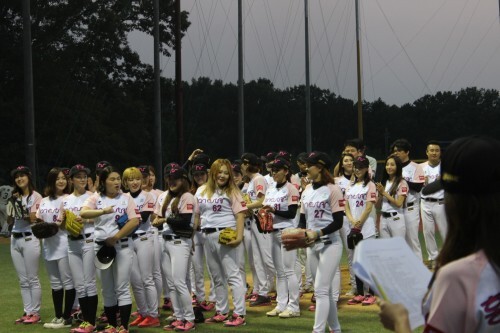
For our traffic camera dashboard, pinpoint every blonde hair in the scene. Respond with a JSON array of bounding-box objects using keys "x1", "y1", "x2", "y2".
[
  {"x1": 201, "y1": 159, "x2": 239, "y2": 199},
  {"x1": 122, "y1": 167, "x2": 142, "y2": 190}
]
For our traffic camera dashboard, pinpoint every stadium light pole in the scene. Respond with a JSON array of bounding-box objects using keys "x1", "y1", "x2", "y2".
[
  {"x1": 153, "y1": 0, "x2": 162, "y2": 187},
  {"x1": 237, "y1": 0, "x2": 245, "y2": 156},
  {"x1": 304, "y1": 0, "x2": 312, "y2": 152}
]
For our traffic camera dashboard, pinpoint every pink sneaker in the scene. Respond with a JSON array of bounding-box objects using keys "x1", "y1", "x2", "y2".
[
  {"x1": 246, "y1": 292, "x2": 258, "y2": 302},
  {"x1": 164, "y1": 319, "x2": 183, "y2": 331},
  {"x1": 347, "y1": 295, "x2": 365, "y2": 305},
  {"x1": 199, "y1": 300, "x2": 215, "y2": 312},
  {"x1": 73, "y1": 321, "x2": 96, "y2": 333},
  {"x1": 116, "y1": 325, "x2": 129, "y2": 333},
  {"x1": 361, "y1": 294, "x2": 377, "y2": 306},
  {"x1": 175, "y1": 320, "x2": 195, "y2": 331},
  {"x1": 308, "y1": 304, "x2": 315, "y2": 312},
  {"x1": 15, "y1": 314, "x2": 29, "y2": 324},
  {"x1": 204, "y1": 312, "x2": 228, "y2": 324},
  {"x1": 223, "y1": 314, "x2": 246, "y2": 327},
  {"x1": 98, "y1": 324, "x2": 117, "y2": 333},
  {"x1": 138, "y1": 316, "x2": 160, "y2": 328},
  {"x1": 23, "y1": 313, "x2": 41, "y2": 324}
]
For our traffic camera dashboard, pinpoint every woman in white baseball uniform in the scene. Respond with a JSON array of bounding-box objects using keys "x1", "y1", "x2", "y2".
[
  {"x1": 36, "y1": 167, "x2": 76, "y2": 329},
  {"x1": 122, "y1": 167, "x2": 159, "y2": 328},
  {"x1": 261, "y1": 158, "x2": 301, "y2": 319},
  {"x1": 152, "y1": 166, "x2": 196, "y2": 332},
  {"x1": 10, "y1": 166, "x2": 43, "y2": 325},
  {"x1": 81, "y1": 166, "x2": 140, "y2": 333},
  {"x1": 344, "y1": 157, "x2": 378, "y2": 306},
  {"x1": 195, "y1": 158, "x2": 247, "y2": 327},
  {"x1": 60, "y1": 164, "x2": 98, "y2": 333},
  {"x1": 298, "y1": 151, "x2": 344, "y2": 333},
  {"x1": 375, "y1": 156, "x2": 408, "y2": 239}
]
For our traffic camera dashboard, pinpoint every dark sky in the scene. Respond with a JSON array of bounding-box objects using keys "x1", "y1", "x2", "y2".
[{"x1": 129, "y1": 0, "x2": 500, "y2": 105}]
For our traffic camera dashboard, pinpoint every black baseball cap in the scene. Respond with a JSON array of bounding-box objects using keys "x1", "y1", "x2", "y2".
[
  {"x1": 276, "y1": 150, "x2": 292, "y2": 162},
  {"x1": 304, "y1": 151, "x2": 333, "y2": 169},
  {"x1": 270, "y1": 157, "x2": 290, "y2": 171},
  {"x1": 10, "y1": 166, "x2": 31, "y2": 178},
  {"x1": 95, "y1": 161, "x2": 111, "y2": 174},
  {"x1": 192, "y1": 164, "x2": 208, "y2": 174},
  {"x1": 241, "y1": 153, "x2": 261, "y2": 166},
  {"x1": 193, "y1": 153, "x2": 211, "y2": 167},
  {"x1": 231, "y1": 163, "x2": 242, "y2": 174},
  {"x1": 166, "y1": 166, "x2": 189, "y2": 181},
  {"x1": 94, "y1": 245, "x2": 116, "y2": 270},
  {"x1": 163, "y1": 162, "x2": 180, "y2": 176},
  {"x1": 61, "y1": 167, "x2": 71, "y2": 178},
  {"x1": 296, "y1": 152, "x2": 308, "y2": 163},
  {"x1": 441, "y1": 136, "x2": 500, "y2": 194},
  {"x1": 353, "y1": 156, "x2": 369, "y2": 169},
  {"x1": 137, "y1": 165, "x2": 151, "y2": 175},
  {"x1": 263, "y1": 152, "x2": 277, "y2": 163},
  {"x1": 69, "y1": 164, "x2": 91, "y2": 178}
]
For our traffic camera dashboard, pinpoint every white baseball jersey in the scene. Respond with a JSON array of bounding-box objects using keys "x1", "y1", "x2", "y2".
[
  {"x1": 300, "y1": 183, "x2": 345, "y2": 230},
  {"x1": 420, "y1": 161, "x2": 444, "y2": 200},
  {"x1": 62, "y1": 191, "x2": 94, "y2": 234},
  {"x1": 264, "y1": 174, "x2": 276, "y2": 189},
  {"x1": 128, "y1": 191, "x2": 155, "y2": 233},
  {"x1": 290, "y1": 174, "x2": 301, "y2": 191},
  {"x1": 381, "y1": 179, "x2": 408, "y2": 214},
  {"x1": 83, "y1": 192, "x2": 139, "y2": 242},
  {"x1": 247, "y1": 174, "x2": 267, "y2": 213},
  {"x1": 402, "y1": 161, "x2": 425, "y2": 203},
  {"x1": 345, "y1": 181, "x2": 377, "y2": 238},
  {"x1": 36, "y1": 195, "x2": 69, "y2": 261},
  {"x1": 262, "y1": 182, "x2": 300, "y2": 229},
  {"x1": 195, "y1": 186, "x2": 247, "y2": 228},
  {"x1": 157, "y1": 192, "x2": 196, "y2": 235},
  {"x1": 334, "y1": 175, "x2": 352, "y2": 197},
  {"x1": 12, "y1": 191, "x2": 42, "y2": 233}
]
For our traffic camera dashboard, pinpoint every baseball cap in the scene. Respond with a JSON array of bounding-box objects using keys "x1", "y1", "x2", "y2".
[
  {"x1": 241, "y1": 153, "x2": 261, "y2": 166},
  {"x1": 353, "y1": 156, "x2": 369, "y2": 169},
  {"x1": 11, "y1": 165, "x2": 31, "y2": 178},
  {"x1": 166, "y1": 166, "x2": 189, "y2": 180},
  {"x1": 441, "y1": 136, "x2": 500, "y2": 194},
  {"x1": 61, "y1": 167, "x2": 71, "y2": 178},
  {"x1": 193, "y1": 153, "x2": 211, "y2": 167},
  {"x1": 304, "y1": 151, "x2": 333, "y2": 169},
  {"x1": 263, "y1": 152, "x2": 277, "y2": 163},
  {"x1": 231, "y1": 163, "x2": 242, "y2": 174},
  {"x1": 276, "y1": 150, "x2": 292, "y2": 162},
  {"x1": 95, "y1": 161, "x2": 111, "y2": 174},
  {"x1": 69, "y1": 164, "x2": 91, "y2": 178},
  {"x1": 94, "y1": 245, "x2": 116, "y2": 270},
  {"x1": 270, "y1": 158, "x2": 290, "y2": 171},
  {"x1": 137, "y1": 165, "x2": 151, "y2": 175},
  {"x1": 296, "y1": 152, "x2": 308, "y2": 163},
  {"x1": 192, "y1": 164, "x2": 208, "y2": 174},
  {"x1": 163, "y1": 162, "x2": 180, "y2": 176}
]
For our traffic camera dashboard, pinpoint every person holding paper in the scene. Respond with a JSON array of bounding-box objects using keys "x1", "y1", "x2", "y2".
[
  {"x1": 379, "y1": 136, "x2": 500, "y2": 333},
  {"x1": 345, "y1": 156, "x2": 378, "y2": 306},
  {"x1": 375, "y1": 156, "x2": 408, "y2": 239},
  {"x1": 298, "y1": 151, "x2": 344, "y2": 333}
]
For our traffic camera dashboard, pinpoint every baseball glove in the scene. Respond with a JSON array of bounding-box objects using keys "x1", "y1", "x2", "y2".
[
  {"x1": 281, "y1": 228, "x2": 312, "y2": 251},
  {"x1": 218, "y1": 228, "x2": 237, "y2": 245},
  {"x1": 347, "y1": 228, "x2": 363, "y2": 249},
  {"x1": 64, "y1": 210, "x2": 83, "y2": 237},
  {"x1": 32, "y1": 222, "x2": 59, "y2": 239},
  {"x1": 256, "y1": 208, "x2": 273, "y2": 233}
]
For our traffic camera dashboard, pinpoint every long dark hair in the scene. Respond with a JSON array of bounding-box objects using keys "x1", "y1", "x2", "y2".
[
  {"x1": 317, "y1": 167, "x2": 336, "y2": 186},
  {"x1": 12, "y1": 172, "x2": 36, "y2": 198},
  {"x1": 44, "y1": 168, "x2": 70, "y2": 199},
  {"x1": 339, "y1": 153, "x2": 355, "y2": 176},
  {"x1": 381, "y1": 156, "x2": 403, "y2": 196},
  {"x1": 162, "y1": 178, "x2": 191, "y2": 217},
  {"x1": 356, "y1": 168, "x2": 371, "y2": 187},
  {"x1": 98, "y1": 166, "x2": 121, "y2": 195}
]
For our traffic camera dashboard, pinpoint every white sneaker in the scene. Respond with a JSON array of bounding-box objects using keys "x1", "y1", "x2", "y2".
[
  {"x1": 278, "y1": 309, "x2": 300, "y2": 318},
  {"x1": 266, "y1": 307, "x2": 282, "y2": 317},
  {"x1": 44, "y1": 317, "x2": 63, "y2": 328}
]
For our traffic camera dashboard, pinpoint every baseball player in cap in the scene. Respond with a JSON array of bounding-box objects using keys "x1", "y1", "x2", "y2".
[
  {"x1": 241, "y1": 152, "x2": 274, "y2": 306},
  {"x1": 152, "y1": 166, "x2": 197, "y2": 331},
  {"x1": 81, "y1": 166, "x2": 140, "y2": 333},
  {"x1": 36, "y1": 168, "x2": 76, "y2": 329},
  {"x1": 60, "y1": 164, "x2": 99, "y2": 332},
  {"x1": 420, "y1": 141, "x2": 447, "y2": 269},
  {"x1": 10, "y1": 166, "x2": 43, "y2": 325},
  {"x1": 263, "y1": 152, "x2": 277, "y2": 188},
  {"x1": 261, "y1": 158, "x2": 301, "y2": 318},
  {"x1": 297, "y1": 151, "x2": 344, "y2": 333},
  {"x1": 391, "y1": 139, "x2": 425, "y2": 260},
  {"x1": 379, "y1": 136, "x2": 500, "y2": 333}
]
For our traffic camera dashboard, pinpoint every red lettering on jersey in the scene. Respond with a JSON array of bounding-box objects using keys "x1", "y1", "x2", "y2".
[
  {"x1": 481, "y1": 292, "x2": 500, "y2": 325},
  {"x1": 339, "y1": 199, "x2": 345, "y2": 207},
  {"x1": 292, "y1": 196, "x2": 299, "y2": 202},
  {"x1": 186, "y1": 204, "x2": 193, "y2": 211},
  {"x1": 401, "y1": 187, "x2": 408, "y2": 193},
  {"x1": 241, "y1": 201, "x2": 247, "y2": 207},
  {"x1": 419, "y1": 175, "x2": 425, "y2": 181},
  {"x1": 148, "y1": 202, "x2": 154, "y2": 208},
  {"x1": 371, "y1": 192, "x2": 376, "y2": 199},
  {"x1": 256, "y1": 185, "x2": 264, "y2": 192}
]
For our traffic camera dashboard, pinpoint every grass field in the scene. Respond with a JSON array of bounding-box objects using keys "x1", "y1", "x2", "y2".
[{"x1": 0, "y1": 236, "x2": 431, "y2": 333}]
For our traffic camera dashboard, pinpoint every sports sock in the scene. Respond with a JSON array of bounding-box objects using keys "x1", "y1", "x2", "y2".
[
  {"x1": 119, "y1": 304, "x2": 132, "y2": 329},
  {"x1": 63, "y1": 289, "x2": 76, "y2": 319},
  {"x1": 52, "y1": 289, "x2": 64, "y2": 318}
]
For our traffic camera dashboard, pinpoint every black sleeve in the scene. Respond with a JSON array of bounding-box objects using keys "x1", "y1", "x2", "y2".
[
  {"x1": 407, "y1": 181, "x2": 423, "y2": 193},
  {"x1": 273, "y1": 204, "x2": 297, "y2": 219},
  {"x1": 298, "y1": 213, "x2": 306, "y2": 229},
  {"x1": 166, "y1": 213, "x2": 193, "y2": 227},
  {"x1": 320, "y1": 211, "x2": 344, "y2": 235},
  {"x1": 140, "y1": 211, "x2": 151, "y2": 223},
  {"x1": 182, "y1": 159, "x2": 193, "y2": 173}
]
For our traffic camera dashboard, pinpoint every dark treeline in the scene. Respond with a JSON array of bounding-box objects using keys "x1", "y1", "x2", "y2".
[{"x1": 2, "y1": 1, "x2": 500, "y2": 183}]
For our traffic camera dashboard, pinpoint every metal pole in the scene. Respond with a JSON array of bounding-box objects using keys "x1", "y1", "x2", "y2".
[
  {"x1": 355, "y1": 0, "x2": 363, "y2": 139},
  {"x1": 175, "y1": 0, "x2": 184, "y2": 161},
  {"x1": 237, "y1": 0, "x2": 245, "y2": 156},
  {"x1": 23, "y1": 0, "x2": 36, "y2": 184},
  {"x1": 304, "y1": 0, "x2": 312, "y2": 151},
  {"x1": 153, "y1": 0, "x2": 162, "y2": 187}
]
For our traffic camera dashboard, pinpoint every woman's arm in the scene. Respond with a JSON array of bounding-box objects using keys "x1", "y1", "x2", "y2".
[
  {"x1": 81, "y1": 205, "x2": 115, "y2": 219},
  {"x1": 345, "y1": 200, "x2": 355, "y2": 225},
  {"x1": 378, "y1": 301, "x2": 412, "y2": 333},
  {"x1": 247, "y1": 193, "x2": 265, "y2": 210},
  {"x1": 355, "y1": 201, "x2": 374, "y2": 229},
  {"x1": 105, "y1": 217, "x2": 140, "y2": 246}
]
